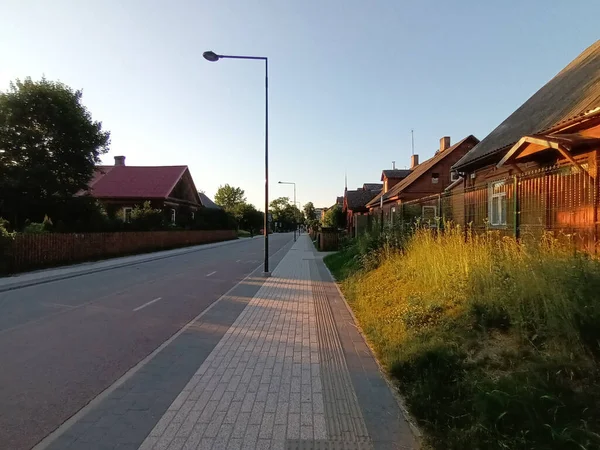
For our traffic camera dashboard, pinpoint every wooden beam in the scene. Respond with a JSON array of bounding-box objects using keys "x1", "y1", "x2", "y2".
[{"x1": 556, "y1": 144, "x2": 584, "y2": 173}]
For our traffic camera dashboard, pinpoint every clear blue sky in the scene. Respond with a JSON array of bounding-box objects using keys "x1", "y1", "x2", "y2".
[{"x1": 1, "y1": 1, "x2": 599, "y2": 210}]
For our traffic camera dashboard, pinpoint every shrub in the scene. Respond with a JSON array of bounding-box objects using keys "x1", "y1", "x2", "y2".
[
  {"x1": 192, "y1": 208, "x2": 237, "y2": 230},
  {"x1": 130, "y1": 201, "x2": 165, "y2": 231},
  {"x1": 0, "y1": 218, "x2": 15, "y2": 272},
  {"x1": 23, "y1": 215, "x2": 52, "y2": 234}
]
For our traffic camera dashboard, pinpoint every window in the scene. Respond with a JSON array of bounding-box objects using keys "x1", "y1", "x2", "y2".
[
  {"x1": 191, "y1": 211, "x2": 195, "y2": 220},
  {"x1": 123, "y1": 207, "x2": 132, "y2": 223},
  {"x1": 489, "y1": 181, "x2": 507, "y2": 226},
  {"x1": 450, "y1": 170, "x2": 460, "y2": 182},
  {"x1": 390, "y1": 206, "x2": 396, "y2": 225},
  {"x1": 422, "y1": 205, "x2": 437, "y2": 221},
  {"x1": 170, "y1": 209, "x2": 176, "y2": 223},
  {"x1": 431, "y1": 172, "x2": 440, "y2": 184}
]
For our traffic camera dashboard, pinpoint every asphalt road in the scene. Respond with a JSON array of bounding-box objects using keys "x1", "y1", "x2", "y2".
[{"x1": 0, "y1": 233, "x2": 293, "y2": 450}]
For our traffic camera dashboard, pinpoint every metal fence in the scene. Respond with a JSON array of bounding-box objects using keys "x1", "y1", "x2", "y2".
[{"x1": 391, "y1": 163, "x2": 598, "y2": 252}]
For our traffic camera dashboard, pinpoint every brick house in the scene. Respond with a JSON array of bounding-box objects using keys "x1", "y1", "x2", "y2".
[
  {"x1": 81, "y1": 156, "x2": 215, "y2": 223},
  {"x1": 451, "y1": 40, "x2": 600, "y2": 250},
  {"x1": 368, "y1": 135, "x2": 479, "y2": 221}
]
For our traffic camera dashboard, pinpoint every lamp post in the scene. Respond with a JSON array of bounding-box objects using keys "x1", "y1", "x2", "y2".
[
  {"x1": 278, "y1": 181, "x2": 296, "y2": 242},
  {"x1": 203, "y1": 50, "x2": 270, "y2": 276}
]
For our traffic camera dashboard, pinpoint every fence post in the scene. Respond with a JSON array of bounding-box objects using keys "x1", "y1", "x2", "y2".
[
  {"x1": 438, "y1": 193, "x2": 443, "y2": 231},
  {"x1": 513, "y1": 175, "x2": 520, "y2": 240}
]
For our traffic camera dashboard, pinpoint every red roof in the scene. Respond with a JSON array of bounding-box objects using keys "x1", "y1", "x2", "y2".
[{"x1": 87, "y1": 165, "x2": 189, "y2": 198}]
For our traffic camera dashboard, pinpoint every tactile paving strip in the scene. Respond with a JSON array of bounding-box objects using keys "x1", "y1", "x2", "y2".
[
  {"x1": 286, "y1": 439, "x2": 374, "y2": 450},
  {"x1": 310, "y1": 261, "x2": 371, "y2": 445}
]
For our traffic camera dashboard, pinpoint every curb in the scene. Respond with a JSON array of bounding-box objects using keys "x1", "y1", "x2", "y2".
[{"x1": 0, "y1": 237, "x2": 245, "y2": 293}]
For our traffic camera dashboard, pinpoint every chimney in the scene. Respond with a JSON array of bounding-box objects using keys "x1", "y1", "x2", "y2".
[
  {"x1": 392, "y1": 161, "x2": 396, "y2": 170},
  {"x1": 440, "y1": 136, "x2": 451, "y2": 152},
  {"x1": 410, "y1": 154, "x2": 419, "y2": 169},
  {"x1": 114, "y1": 155, "x2": 126, "y2": 166}
]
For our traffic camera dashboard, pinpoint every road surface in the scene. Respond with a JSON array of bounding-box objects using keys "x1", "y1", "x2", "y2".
[{"x1": 0, "y1": 233, "x2": 293, "y2": 450}]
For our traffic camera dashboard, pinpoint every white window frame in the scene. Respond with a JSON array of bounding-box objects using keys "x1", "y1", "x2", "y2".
[
  {"x1": 123, "y1": 207, "x2": 133, "y2": 223},
  {"x1": 488, "y1": 181, "x2": 507, "y2": 226},
  {"x1": 170, "y1": 209, "x2": 176, "y2": 223},
  {"x1": 450, "y1": 170, "x2": 460, "y2": 182},
  {"x1": 431, "y1": 173, "x2": 440, "y2": 184}
]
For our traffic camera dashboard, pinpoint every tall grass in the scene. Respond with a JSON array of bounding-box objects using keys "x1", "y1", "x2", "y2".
[{"x1": 325, "y1": 225, "x2": 600, "y2": 449}]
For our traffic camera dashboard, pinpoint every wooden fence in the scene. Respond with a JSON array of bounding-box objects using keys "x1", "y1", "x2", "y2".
[{"x1": 2, "y1": 230, "x2": 237, "y2": 274}]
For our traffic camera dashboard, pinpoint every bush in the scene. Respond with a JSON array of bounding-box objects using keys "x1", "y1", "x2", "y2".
[
  {"x1": 23, "y1": 215, "x2": 53, "y2": 233},
  {"x1": 130, "y1": 201, "x2": 165, "y2": 231},
  {"x1": 0, "y1": 218, "x2": 15, "y2": 272},
  {"x1": 326, "y1": 225, "x2": 600, "y2": 449},
  {"x1": 192, "y1": 208, "x2": 237, "y2": 230}
]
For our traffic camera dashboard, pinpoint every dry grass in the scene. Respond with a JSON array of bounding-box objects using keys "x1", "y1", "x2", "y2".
[{"x1": 326, "y1": 226, "x2": 600, "y2": 449}]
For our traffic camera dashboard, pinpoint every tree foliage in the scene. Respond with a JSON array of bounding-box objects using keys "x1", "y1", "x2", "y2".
[
  {"x1": 303, "y1": 202, "x2": 317, "y2": 221},
  {"x1": 322, "y1": 204, "x2": 345, "y2": 228},
  {"x1": 236, "y1": 203, "x2": 264, "y2": 234},
  {"x1": 269, "y1": 197, "x2": 301, "y2": 231},
  {"x1": 214, "y1": 184, "x2": 246, "y2": 211},
  {"x1": 0, "y1": 77, "x2": 110, "y2": 227}
]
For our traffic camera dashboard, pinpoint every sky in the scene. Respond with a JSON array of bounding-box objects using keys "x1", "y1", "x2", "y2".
[{"x1": 1, "y1": 1, "x2": 599, "y2": 210}]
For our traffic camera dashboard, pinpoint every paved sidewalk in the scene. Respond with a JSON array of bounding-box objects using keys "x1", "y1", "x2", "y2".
[{"x1": 138, "y1": 236, "x2": 417, "y2": 450}]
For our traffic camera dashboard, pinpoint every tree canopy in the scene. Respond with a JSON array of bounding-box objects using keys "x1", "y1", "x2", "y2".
[
  {"x1": 269, "y1": 197, "x2": 301, "y2": 231},
  {"x1": 214, "y1": 184, "x2": 246, "y2": 211},
  {"x1": 236, "y1": 203, "x2": 264, "y2": 234},
  {"x1": 322, "y1": 204, "x2": 345, "y2": 228},
  {"x1": 0, "y1": 77, "x2": 110, "y2": 226},
  {"x1": 303, "y1": 202, "x2": 317, "y2": 221}
]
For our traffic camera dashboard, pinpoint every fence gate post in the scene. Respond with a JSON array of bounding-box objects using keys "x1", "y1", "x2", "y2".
[
  {"x1": 438, "y1": 193, "x2": 443, "y2": 231},
  {"x1": 513, "y1": 175, "x2": 520, "y2": 240}
]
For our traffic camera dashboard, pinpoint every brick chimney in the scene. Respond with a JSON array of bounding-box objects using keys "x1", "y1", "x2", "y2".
[
  {"x1": 410, "y1": 154, "x2": 419, "y2": 169},
  {"x1": 114, "y1": 155, "x2": 126, "y2": 166},
  {"x1": 440, "y1": 136, "x2": 451, "y2": 152}
]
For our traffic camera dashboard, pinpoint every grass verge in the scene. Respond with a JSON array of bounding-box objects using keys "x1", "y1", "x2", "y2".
[{"x1": 325, "y1": 227, "x2": 600, "y2": 449}]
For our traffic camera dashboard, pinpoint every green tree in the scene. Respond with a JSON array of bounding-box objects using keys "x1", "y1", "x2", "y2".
[
  {"x1": 0, "y1": 77, "x2": 110, "y2": 227},
  {"x1": 303, "y1": 202, "x2": 317, "y2": 221},
  {"x1": 269, "y1": 197, "x2": 302, "y2": 232},
  {"x1": 214, "y1": 184, "x2": 246, "y2": 211},
  {"x1": 322, "y1": 204, "x2": 345, "y2": 228},
  {"x1": 236, "y1": 203, "x2": 264, "y2": 235}
]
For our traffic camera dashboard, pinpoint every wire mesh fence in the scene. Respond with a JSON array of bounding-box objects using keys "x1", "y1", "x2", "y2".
[{"x1": 383, "y1": 163, "x2": 598, "y2": 252}]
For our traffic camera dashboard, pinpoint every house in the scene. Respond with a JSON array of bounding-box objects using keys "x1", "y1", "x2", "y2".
[
  {"x1": 343, "y1": 185, "x2": 380, "y2": 237},
  {"x1": 368, "y1": 135, "x2": 479, "y2": 222},
  {"x1": 366, "y1": 167, "x2": 412, "y2": 215},
  {"x1": 82, "y1": 156, "x2": 213, "y2": 223},
  {"x1": 452, "y1": 40, "x2": 600, "y2": 249}
]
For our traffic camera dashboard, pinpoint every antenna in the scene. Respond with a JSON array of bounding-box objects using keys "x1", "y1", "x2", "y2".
[{"x1": 411, "y1": 129, "x2": 415, "y2": 155}]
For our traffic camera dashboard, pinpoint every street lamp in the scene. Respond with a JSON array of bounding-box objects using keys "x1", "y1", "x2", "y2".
[
  {"x1": 278, "y1": 181, "x2": 297, "y2": 242},
  {"x1": 203, "y1": 50, "x2": 270, "y2": 276}
]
